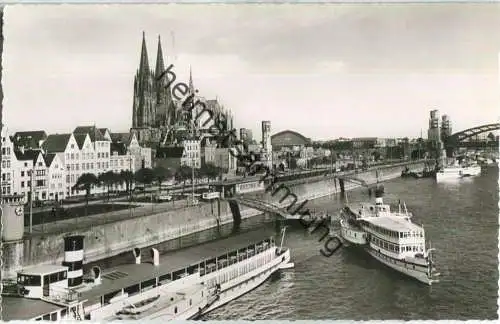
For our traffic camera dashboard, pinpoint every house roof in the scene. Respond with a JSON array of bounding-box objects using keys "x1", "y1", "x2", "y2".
[
  {"x1": 41, "y1": 134, "x2": 72, "y2": 153},
  {"x1": 74, "y1": 134, "x2": 87, "y2": 150},
  {"x1": 98, "y1": 128, "x2": 109, "y2": 136},
  {"x1": 110, "y1": 142, "x2": 127, "y2": 156},
  {"x1": 73, "y1": 126, "x2": 108, "y2": 142},
  {"x1": 43, "y1": 153, "x2": 57, "y2": 167},
  {"x1": 110, "y1": 132, "x2": 131, "y2": 144},
  {"x1": 14, "y1": 149, "x2": 41, "y2": 163},
  {"x1": 156, "y1": 146, "x2": 184, "y2": 159},
  {"x1": 12, "y1": 131, "x2": 47, "y2": 149}
]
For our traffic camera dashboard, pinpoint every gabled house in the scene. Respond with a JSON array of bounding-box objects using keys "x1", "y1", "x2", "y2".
[
  {"x1": 1, "y1": 126, "x2": 16, "y2": 196},
  {"x1": 127, "y1": 132, "x2": 152, "y2": 171},
  {"x1": 42, "y1": 133, "x2": 83, "y2": 197},
  {"x1": 44, "y1": 153, "x2": 66, "y2": 202},
  {"x1": 13, "y1": 149, "x2": 45, "y2": 201},
  {"x1": 110, "y1": 142, "x2": 135, "y2": 192},
  {"x1": 73, "y1": 126, "x2": 111, "y2": 176}
]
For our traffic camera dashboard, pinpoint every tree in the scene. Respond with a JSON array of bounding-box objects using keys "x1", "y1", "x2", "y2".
[
  {"x1": 119, "y1": 170, "x2": 134, "y2": 199},
  {"x1": 201, "y1": 163, "x2": 220, "y2": 183},
  {"x1": 73, "y1": 173, "x2": 98, "y2": 216},
  {"x1": 153, "y1": 166, "x2": 174, "y2": 192},
  {"x1": 135, "y1": 168, "x2": 155, "y2": 188},
  {"x1": 175, "y1": 165, "x2": 193, "y2": 194},
  {"x1": 98, "y1": 171, "x2": 118, "y2": 201}
]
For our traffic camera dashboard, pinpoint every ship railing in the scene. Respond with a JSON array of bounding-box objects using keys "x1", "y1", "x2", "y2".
[
  {"x1": 1, "y1": 279, "x2": 20, "y2": 296},
  {"x1": 44, "y1": 286, "x2": 82, "y2": 305}
]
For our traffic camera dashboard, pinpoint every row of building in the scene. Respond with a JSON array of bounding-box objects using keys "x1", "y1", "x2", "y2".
[
  {"x1": 0, "y1": 119, "x2": 275, "y2": 202},
  {"x1": 0, "y1": 126, "x2": 154, "y2": 202}
]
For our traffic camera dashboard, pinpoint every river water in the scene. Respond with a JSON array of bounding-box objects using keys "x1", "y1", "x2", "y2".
[{"x1": 91, "y1": 166, "x2": 499, "y2": 320}]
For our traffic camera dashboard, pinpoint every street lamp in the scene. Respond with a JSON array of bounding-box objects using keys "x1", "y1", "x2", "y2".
[{"x1": 29, "y1": 168, "x2": 33, "y2": 233}]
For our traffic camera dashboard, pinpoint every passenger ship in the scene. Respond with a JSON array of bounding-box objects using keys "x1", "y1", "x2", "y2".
[
  {"x1": 337, "y1": 190, "x2": 440, "y2": 285},
  {"x1": 2, "y1": 230, "x2": 294, "y2": 321},
  {"x1": 435, "y1": 160, "x2": 481, "y2": 182}
]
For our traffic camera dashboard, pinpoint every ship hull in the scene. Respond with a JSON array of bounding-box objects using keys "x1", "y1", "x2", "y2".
[
  {"x1": 364, "y1": 248, "x2": 437, "y2": 285},
  {"x1": 202, "y1": 249, "x2": 291, "y2": 315},
  {"x1": 436, "y1": 166, "x2": 481, "y2": 181}
]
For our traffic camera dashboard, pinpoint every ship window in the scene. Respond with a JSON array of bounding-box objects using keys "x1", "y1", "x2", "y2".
[
  {"x1": 61, "y1": 309, "x2": 67, "y2": 318},
  {"x1": 42, "y1": 314, "x2": 51, "y2": 320},
  {"x1": 18, "y1": 274, "x2": 41, "y2": 286},
  {"x1": 141, "y1": 278, "x2": 156, "y2": 291},
  {"x1": 174, "y1": 306, "x2": 178, "y2": 314},
  {"x1": 159, "y1": 273, "x2": 171, "y2": 283},
  {"x1": 49, "y1": 273, "x2": 59, "y2": 283},
  {"x1": 50, "y1": 312, "x2": 57, "y2": 321},
  {"x1": 124, "y1": 284, "x2": 140, "y2": 296},
  {"x1": 190, "y1": 299, "x2": 192, "y2": 306},
  {"x1": 35, "y1": 318, "x2": 41, "y2": 321}
]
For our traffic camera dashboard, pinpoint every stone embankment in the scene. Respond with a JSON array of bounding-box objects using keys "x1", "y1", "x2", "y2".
[{"x1": 2, "y1": 161, "x2": 424, "y2": 278}]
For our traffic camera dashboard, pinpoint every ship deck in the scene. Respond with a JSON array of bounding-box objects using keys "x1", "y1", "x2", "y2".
[
  {"x1": 2, "y1": 228, "x2": 277, "y2": 321},
  {"x1": 360, "y1": 215, "x2": 422, "y2": 232},
  {"x1": 2, "y1": 295, "x2": 66, "y2": 321}
]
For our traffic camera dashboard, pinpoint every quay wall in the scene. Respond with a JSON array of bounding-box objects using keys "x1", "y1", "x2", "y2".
[{"x1": 2, "y1": 161, "x2": 423, "y2": 278}]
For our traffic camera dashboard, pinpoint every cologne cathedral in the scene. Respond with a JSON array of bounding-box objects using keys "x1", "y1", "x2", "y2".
[{"x1": 130, "y1": 32, "x2": 234, "y2": 147}]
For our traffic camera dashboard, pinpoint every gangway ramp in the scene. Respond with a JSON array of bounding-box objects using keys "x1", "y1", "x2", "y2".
[{"x1": 225, "y1": 196, "x2": 303, "y2": 220}]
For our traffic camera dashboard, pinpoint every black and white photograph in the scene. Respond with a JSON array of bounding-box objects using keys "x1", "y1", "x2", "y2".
[{"x1": 0, "y1": 3, "x2": 499, "y2": 321}]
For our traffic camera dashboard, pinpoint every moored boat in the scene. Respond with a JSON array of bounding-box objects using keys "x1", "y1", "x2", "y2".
[
  {"x1": 1, "y1": 230, "x2": 294, "y2": 321},
  {"x1": 336, "y1": 190, "x2": 440, "y2": 285},
  {"x1": 435, "y1": 160, "x2": 481, "y2": 182}
]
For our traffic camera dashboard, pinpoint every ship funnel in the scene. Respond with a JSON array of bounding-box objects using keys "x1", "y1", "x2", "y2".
[
  {"x1": 374, "y1": 184, "x2": 384, "y2": 198},
  {"x1": 151, "y1": 248, "x2": 160, "y2": 266},
  {"x1": 133, "y1": 248, "x2": 141, "y2": 264},
  {"x1": 91, "y1": 266, "x2": 102, "y2": 285}
]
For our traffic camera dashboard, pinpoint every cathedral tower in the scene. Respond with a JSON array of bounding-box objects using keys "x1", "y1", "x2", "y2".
[{"x1": 132, "y1": 32, "x2": 155, "y2": 128}]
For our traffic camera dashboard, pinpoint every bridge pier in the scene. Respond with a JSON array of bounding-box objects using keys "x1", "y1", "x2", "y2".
[
  {"x1": 338, "y1": 178, "x2": 345, "y2": 195},
  {"x1": 228, "y1": 200, "x2": 242, "y2": 228}
]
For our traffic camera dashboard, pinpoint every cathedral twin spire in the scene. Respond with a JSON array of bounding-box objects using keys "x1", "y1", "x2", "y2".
[{"x1": 133, "y1": 32, "x2": 178, "y2": 129}]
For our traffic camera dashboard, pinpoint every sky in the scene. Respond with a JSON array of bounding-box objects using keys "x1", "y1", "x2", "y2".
[{"x1": 3, "y1": 3, "x2": 500, "y2": 141}]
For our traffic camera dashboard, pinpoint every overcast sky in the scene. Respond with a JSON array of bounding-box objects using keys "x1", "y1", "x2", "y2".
[{"x1": 3, "y1": 4, "x2": 500, "y2": 140}]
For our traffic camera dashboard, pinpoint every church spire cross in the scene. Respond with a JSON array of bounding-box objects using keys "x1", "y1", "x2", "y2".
[
  {"x1": 139, "y1": 31, "x2": 150, "y2": 76},
  {"x1": 189, "y1": 65, "x2": 195, "y2": 94},
  {"x1": 155, "y1": 34, "x2": 165, "y2": 79}
]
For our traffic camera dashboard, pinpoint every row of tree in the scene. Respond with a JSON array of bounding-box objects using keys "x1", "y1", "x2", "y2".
[{"x1": 72, "y1": 162, "x2": 224, "y2": 204}]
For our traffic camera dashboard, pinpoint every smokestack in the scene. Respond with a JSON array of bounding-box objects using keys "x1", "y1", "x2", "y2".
[
  {"x1": 151, "y1": 248, "x2": 159, "y2": 266},
  {"x1": 133, "y1": 248, "x2": 141, "y2": 264}
]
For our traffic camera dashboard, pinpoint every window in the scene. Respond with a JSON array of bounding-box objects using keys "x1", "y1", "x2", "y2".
[
  {"x1": 21, "y1": 181, "x2": 25, "y2": 188},
  {"x1": 70, "y1": 153, "x2": 74, "y2": 160}
]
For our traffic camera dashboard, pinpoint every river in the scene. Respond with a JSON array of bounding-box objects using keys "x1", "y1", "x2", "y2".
[{"x1": 88, "y1": 166, "x2": 498, "y2": 320}]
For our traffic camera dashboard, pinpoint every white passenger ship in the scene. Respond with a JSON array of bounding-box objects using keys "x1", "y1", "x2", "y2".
[
  {"x1": 337, "y1": 191, "x2": 440, "y2": 285},
  {"x1": 435, "y1": 160, "x2": 481, "y2": 182},
  {"x1": 2, "y1": 231, "x2": 294, "y2": 321}
]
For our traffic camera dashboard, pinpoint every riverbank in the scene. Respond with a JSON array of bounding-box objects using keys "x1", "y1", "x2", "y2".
[{"x1": 2, "y1": 161, "x2": 424, "y2": 278}]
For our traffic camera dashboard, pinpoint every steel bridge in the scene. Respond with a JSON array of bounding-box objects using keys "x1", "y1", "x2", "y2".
[{"x1": 444, "y1": 123, "x2": 499, "y2": 151}]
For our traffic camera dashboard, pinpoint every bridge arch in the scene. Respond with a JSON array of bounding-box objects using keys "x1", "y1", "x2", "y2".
[{"x1": 444, "y1": 123, "x2": 499, "y2": 155}]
